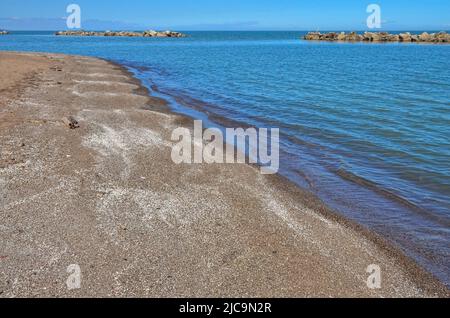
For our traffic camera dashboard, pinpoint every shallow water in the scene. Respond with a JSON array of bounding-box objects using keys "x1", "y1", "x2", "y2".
[{"x1": 1, "y1": 31, "x2": 449, "y2": 285}]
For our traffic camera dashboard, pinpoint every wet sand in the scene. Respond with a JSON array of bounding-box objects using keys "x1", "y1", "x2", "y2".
[{"x1": 0, "y1": 51, "x2": 448, "y2": 297}]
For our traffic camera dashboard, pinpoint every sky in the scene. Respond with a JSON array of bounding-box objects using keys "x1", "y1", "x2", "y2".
[{"x1": 0, "y1": 0, "x2": 449, "y2": 31}]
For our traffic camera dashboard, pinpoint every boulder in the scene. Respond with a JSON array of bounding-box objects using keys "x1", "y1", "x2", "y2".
[
  {"x1": 337, "y1": 32, "x2": 346, "y2": 41},
  {"x1": 388, "y1": 34, "x2": 400, "y2": 41},
  {"x1": 378, "y1": 32, "x2": 397, "y2": 42},
  {"x1": 363, "y1": 32, "x2": 382, "y2": 41},
  {"x1": 399, "y1": 32, "x2": 412, "y2": 42},
  {"x1": 411, "y1": 35, "x2": 419, "y2": 42},
  {"x1": 419, "y1": 32, "x2": 431, "y2": 42},
  {"x1": 143, "y1": 30, "x2": 158, "y2": 37},
  {"x1": 304, "y1": 32, "x2": 322, "y2": 40},
  {"x1": 322, "y1": 32, "x2": 338, "y2": 40},
  {"x1": 346, "y1": 32, "x2": 363, "y2": 41},
  {"x1": 434, "y1": 31, "x2": 450, "y2": 43}
]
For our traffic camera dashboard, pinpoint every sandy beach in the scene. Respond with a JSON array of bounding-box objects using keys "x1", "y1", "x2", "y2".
[{"x1": 0, "y1": 51, "x2": 448, "y2": 298}]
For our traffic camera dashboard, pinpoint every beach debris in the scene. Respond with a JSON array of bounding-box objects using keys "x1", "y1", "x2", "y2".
[
  {"x1": 62, "y1": 116, "x2": 80, "y2": 129},
  {"x1": 55, "y1": 30, "x2": 186, "y2": 38},
  {"x1": 303, "y1": 31, "x2": 450, "y2": 43}
]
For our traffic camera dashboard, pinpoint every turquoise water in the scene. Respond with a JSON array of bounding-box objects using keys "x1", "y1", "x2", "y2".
[{"x1": 1, "y1": 31, "x2": 449, "y2": 285}]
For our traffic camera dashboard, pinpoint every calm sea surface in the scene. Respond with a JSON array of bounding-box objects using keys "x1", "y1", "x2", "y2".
[{"x1": 1, "y1": 31, "x2": 449, "y2": 285}]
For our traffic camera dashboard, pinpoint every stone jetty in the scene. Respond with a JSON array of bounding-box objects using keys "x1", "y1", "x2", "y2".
[
  {"x1": 303, "y1": 31, "x2": 450, "y2": 43},
  {"x1": 55, "y1": 30, "x2": 186, "y2": 38}
]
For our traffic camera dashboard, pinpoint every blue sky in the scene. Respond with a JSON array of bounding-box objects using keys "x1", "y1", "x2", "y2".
[{"x1": 0, "y1": 0, "x2": 449, "y2": 31}]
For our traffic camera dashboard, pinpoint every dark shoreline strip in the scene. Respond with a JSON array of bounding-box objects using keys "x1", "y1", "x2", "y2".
[
  {"x1": 336, "y1": 169, "x2": 450, "y2": 227},
  {"x1": 120, "y1": 60, "x2": 449, "y2": 228}
]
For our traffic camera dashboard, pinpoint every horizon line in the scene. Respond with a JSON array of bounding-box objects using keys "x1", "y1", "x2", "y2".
[{"x1": 2, "y1": 29, "x2": 450, "y2": 32}]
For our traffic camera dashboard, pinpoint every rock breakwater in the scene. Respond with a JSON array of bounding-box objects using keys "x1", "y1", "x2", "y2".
[
  {"x1": 303, "y1": 31, "x2": 450, "y2": 43},
  {"x1": 55, "y1": 30, "x2": 186, "y2": 38}
]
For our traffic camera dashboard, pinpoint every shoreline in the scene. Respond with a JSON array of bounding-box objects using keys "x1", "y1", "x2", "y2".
[
  {"x1": 132, "y1": 64, "x2": 436, "y2": 214},
  {"x1": 122, "y1": 60, "x2": 450, "y2": 287},
  {"x1": 115, "y1": 59, "x2": 450, "y2": 294},
  {"x1": 0, "y1": 51, "x2": 448, "y2": 297}
]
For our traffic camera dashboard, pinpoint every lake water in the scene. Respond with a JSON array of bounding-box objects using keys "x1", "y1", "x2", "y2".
[{"x1": 1, "y1": 31, "x2": 449, "y2": 286}]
